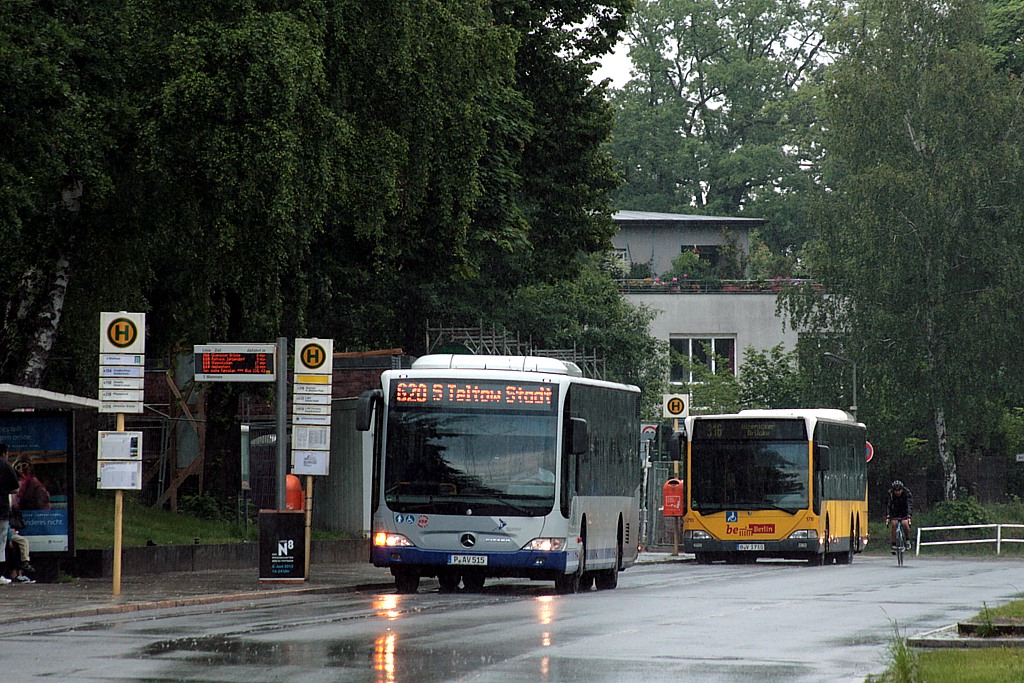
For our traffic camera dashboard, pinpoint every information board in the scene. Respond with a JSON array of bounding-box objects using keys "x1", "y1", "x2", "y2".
[{"x1": 194, "y1": 344, "x2": 277, "y2": 382}]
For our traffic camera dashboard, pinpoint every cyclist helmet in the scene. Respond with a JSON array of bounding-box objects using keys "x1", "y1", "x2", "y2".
[{"x1": 891, "y1": 480, "x2": 904, "y2": 489}]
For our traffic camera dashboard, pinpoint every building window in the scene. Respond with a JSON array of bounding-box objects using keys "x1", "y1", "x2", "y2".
[
  {"x1": 669, "y1": 337, "x2": 736, "y2": 383},
  {"x1": 682, "y1": 245, "x2": 722, "y2": 269}
]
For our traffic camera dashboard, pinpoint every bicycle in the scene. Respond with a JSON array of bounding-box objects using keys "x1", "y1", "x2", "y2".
[{"x1": 888, "y1": 517, "x2": 910, "y2": 566}]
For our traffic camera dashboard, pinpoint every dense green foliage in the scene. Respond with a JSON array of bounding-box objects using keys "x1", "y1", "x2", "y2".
[
  {"x1": 609, "y1": 0, "x2": 833, "y2": 259},
  {"x1": 1, "y1": 0, "x2": 650, "y2": 398},
  {"x1": 789, "y1": 0, "x2": 1024, "y2": 500},
  {"x1": 607, "y1": 0, "x2": 1024, "y2": 503}
]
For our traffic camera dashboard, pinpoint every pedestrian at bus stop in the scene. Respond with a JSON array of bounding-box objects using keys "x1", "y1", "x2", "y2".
[
  {"x1": 0, "y1": 443, "x2": 21, "y2": 585},
  {"x1": 7, "y1": 456, "x2": 44, "y2": 583}
]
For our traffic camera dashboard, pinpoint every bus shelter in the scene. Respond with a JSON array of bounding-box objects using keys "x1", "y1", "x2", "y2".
[{"x1": 0, "y1": 383, "x2": 100, "y2": 579}]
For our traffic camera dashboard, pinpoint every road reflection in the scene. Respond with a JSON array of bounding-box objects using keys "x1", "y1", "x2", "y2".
[
  {"x1": 373, "y1": 630, "x2": 397, "y2": 683},
  {"x1": 373, "y1": 593, "x2": 402, "y2": 620}
]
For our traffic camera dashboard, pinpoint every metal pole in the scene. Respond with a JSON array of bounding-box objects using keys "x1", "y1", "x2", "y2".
[
  {"x1": 113, "y1": 412, "x2": 125, "y2": 597},
  {"x1": 275, "y1": 337, "x2": 288, "y2": 510},
  {"x1": 851, "y1": 362, "x2": 857, "y2": 421}
]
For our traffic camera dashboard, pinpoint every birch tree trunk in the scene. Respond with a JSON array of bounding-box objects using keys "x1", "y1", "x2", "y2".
[
  {"x1": 16, "y1": 250, "x2": 72, "y2": 388},
  {"x1": 933, "y1": 403, "x2": 956, "y2": 500}
]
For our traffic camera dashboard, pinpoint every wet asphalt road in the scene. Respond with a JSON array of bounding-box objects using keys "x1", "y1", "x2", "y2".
[{"x1": 2, "y1": 555, "x2": 1021, "y2": 682}]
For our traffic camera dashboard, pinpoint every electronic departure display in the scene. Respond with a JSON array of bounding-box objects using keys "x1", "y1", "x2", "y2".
[
  {"x1": 391, "y1": 379, "x2": 556, "y2": 412},
  {"x1": 692, "y1": 418, "x2": 806, "y2": 441},
  {"x1": 194, "y1": 344, "x2": 277, "y2": 382}
]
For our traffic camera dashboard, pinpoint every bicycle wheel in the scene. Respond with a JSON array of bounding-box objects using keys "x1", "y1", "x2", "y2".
[{"x1": 896, "y1": 525, "x2": 904, "y2": 567}]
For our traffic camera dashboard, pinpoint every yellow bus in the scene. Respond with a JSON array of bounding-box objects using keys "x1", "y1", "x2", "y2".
[{"x1": 677, "y1": 409, "x2": 867, "y2": 565}]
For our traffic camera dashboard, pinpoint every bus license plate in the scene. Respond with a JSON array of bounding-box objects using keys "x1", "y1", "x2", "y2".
[
  {"x1": 737, "y1": 543, "x2": 764, "y2": 551},
  {"x1": 448, "y1": 555, "x2": 487, "y2": 566}
]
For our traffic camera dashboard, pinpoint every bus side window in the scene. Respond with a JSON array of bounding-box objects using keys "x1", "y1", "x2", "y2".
[
  {"x1": 569, "y1": 417, "x2": 589, "y2": 455},
  {"x1": 815, "y1": 444, "x2": 831, "y2": 471}
]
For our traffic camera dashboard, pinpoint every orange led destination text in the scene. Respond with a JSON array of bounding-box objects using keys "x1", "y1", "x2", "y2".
[{"x1": 395, "y1": 382, "x2": 553, "y2": 406}]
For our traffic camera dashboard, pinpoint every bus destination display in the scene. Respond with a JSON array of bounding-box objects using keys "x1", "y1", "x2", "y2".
[
  {"x1": 392, "y1": 380, "x2": 556, "y2": 412},
  {"x1": 194, "y1": 344, "x2": 277, "y2": 382},
  {"x1": 693, "y1": 418, "x2": 806, "y2": 441}
]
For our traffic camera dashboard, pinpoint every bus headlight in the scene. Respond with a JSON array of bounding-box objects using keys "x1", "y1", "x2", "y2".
[
  {"x1": 374, "y1": 532, "x2": 414, "y2": 547},
  {"x1": 684, "y1": 530, "x2": 711, "y2": 540},
  {"x1": 524, "y1": 538, "x2": 565, "y2": 552},
  {"x1": 787, "y1": 530, "x2": 818, "y2": 540}
]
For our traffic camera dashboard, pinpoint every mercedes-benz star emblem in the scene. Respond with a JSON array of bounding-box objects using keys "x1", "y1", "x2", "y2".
[{"x1": 460, "y1": 533, "x2": 476, "y2": 548}]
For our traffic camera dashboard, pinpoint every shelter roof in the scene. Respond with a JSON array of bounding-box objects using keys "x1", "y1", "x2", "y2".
[{"x1": 0, "y1": 383, "x2": 100, "y2": 412}]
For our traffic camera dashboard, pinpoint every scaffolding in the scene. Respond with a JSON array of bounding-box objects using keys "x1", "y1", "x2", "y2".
[{"x1": 425, "y1": 322, "x2": 605, "y2": 380}]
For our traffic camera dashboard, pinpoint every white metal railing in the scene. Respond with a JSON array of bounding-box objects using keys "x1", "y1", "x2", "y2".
[{"x1": 915, "y1": 524, "x2": 1024, "y2": 556}]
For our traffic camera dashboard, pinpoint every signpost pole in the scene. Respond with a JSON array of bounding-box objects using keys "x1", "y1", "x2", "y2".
[
  {"x1": 304, "y1": 475, "x2": 313, "y2": 579},
  {"x1": 113, "y1": 412, "x2": 125, "y2": 597},
  {"x1": 275, "y1": 337, "x2": 288, "y2": 510},
  {"x1": 98, "y1": 312, "x2": 146, "y2": 597},
  {"x1": 673, "y1": 417, "x2": 680, "y2": 556}
]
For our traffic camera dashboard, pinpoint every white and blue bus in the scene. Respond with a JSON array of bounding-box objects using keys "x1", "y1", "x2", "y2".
[{"x1": 356, "y1": 354, "x2": 642, "y2": 594}]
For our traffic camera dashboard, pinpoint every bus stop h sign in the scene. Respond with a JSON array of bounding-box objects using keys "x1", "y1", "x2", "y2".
[{"x1": 662, "y1": 394, "x2": 689, "y2": 419}]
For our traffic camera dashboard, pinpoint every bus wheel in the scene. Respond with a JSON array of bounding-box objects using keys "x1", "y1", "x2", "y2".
[
  {"x1": 836, "y1": 536, "x2": 854, "y2": 565},
  {"x1": 595, "y1": 531, "x2": 622, "y2": 590},
  {"x1": 555, "y1": 539, "x2": 586, "y2": 594},
  {"x1": 394, "y1": 570, "x2": 420, "y2": 594},
  {"x1": 695, "y1": 553, "x2": 712, "y2": 565},
  {"x1": 836, "y1": 517, "x2": 855, "y2": 565},
  {"x1": 438, "y1": 571, "x2": 460, "y2": 592},
  {"x1": 462, "y1": 572, "x2": 485, "y2": 592}
]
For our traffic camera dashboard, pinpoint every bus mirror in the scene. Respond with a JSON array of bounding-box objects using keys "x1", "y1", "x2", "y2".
[
  {"x1": 815, "y1": 444, "x2": 831, "y2": 471},
  {"x1": 668, "y1": 432, "x2": 683, "y2": 462},
  {"x1": 356, "y1": 389, "x2": 382, "y2": 431},
  {"x1": 570, "y1": 417, "x2": 589, "y2": 455}
]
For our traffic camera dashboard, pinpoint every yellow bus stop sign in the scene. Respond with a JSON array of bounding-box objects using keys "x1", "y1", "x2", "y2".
[{"x1": 662, "y1": 393, "x2": 689, "y2": 418}]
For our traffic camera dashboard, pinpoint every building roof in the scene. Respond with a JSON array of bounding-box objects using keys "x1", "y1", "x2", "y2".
[
  {"x1": 613, "y1": 210, "x2": 764, "y2": 226},
  {"x1": 0, "y1": 383, "x2": 100, "y2": 412}
]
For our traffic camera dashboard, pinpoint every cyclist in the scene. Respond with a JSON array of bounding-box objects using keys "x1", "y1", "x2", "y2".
[{"x1": 884, "y1": 480, "x2": 913, "y2": 553}]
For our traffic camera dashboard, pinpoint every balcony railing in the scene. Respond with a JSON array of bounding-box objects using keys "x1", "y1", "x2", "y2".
[{"x1": 616, "y1": 278, "x2": 823, "y2": 295}]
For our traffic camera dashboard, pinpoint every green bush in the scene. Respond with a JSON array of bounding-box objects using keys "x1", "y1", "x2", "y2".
[
  {"x1": 179, "y1": 493, "x2": 230, "y2": 522},
  {"x1": 927, "y1": 496, "x2": 990, "y2": 526}
]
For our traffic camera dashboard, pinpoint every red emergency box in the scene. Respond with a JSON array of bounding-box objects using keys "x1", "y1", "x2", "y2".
[{"x1": 663, "y1": 478, "x2": 684, "y2": 517}]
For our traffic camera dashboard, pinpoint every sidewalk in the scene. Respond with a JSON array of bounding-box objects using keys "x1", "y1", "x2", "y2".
[
  {"x1": 5, "y1": 552, "x2": 689, "y2": 624},
  {"x1": 3, "y1": 562, "x2": 396, "y2": 624}
]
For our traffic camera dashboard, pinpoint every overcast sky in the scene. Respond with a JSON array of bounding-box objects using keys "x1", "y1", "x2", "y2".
[{"x1": 591, "y1": 38, "x2": 632, "y2": 88}]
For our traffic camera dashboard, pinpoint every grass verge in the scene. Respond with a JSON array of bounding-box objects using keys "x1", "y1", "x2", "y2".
[{"x1": 74, "y1": 492, "x2": 357, "y2": 549}]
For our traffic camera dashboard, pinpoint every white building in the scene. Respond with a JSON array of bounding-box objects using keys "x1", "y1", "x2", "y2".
[{"x1": 612, "y1": 210, "x2": 799, "y2": 380}]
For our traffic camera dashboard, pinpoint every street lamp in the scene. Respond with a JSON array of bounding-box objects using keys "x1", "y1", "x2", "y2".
[{"x1": 823, "y1": 352, "x2": 857, "y2": 420}]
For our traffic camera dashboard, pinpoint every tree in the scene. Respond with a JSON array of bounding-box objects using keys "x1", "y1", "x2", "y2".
[
  {"x1": 501, "y1": 254, "x2": 668, "y2": 416},
  {"x1": 789, "y1": 0, "x2": 1024, "y2": 500},
  {"x1": 607, "y1": 0, "x2": 835, "y2": 258},
  {"x1": 738, "y1": 345, "x2": 802, "y2": 410},
  {"x1": 0, "y1": 0, "x2": 141, "y2": 387}
]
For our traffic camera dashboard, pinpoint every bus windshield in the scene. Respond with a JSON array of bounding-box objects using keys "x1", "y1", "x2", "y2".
[
  {"x1": 690, "y1": 441, "x2": 809, "y2": 514},
  {"x1": 384, "y1": 409, "x2": 558, "y2": 516}
]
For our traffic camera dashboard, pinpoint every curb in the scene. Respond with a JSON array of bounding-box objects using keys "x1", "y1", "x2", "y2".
[
  {"x1": 11, "y1": 582, "x2": 396, "y2": 625},
  {"x1": 909, "y1": 624, "x2": 1024, "y2": 649}
]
